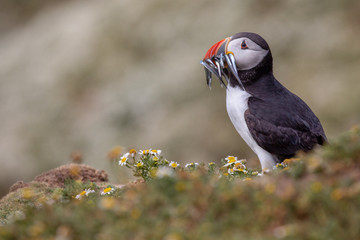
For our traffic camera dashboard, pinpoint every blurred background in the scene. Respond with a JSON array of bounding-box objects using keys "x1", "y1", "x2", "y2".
[{"x1": 1, "y1": 0, "x2": 359, "y2": 197}]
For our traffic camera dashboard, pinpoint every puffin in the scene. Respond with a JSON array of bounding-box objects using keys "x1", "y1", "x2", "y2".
[{"x1": 200, "y1": 32, "x2": 326, "y2": 170}]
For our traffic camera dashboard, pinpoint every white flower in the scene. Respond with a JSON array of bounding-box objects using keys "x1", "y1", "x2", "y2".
[
  {"x1": 228, "y1": 167, "x2": 248, "y2": 175},
  {"x1": 139, "y1": 149, "x2": 162, "y2": 156},
  {"x1": 224, "y1": 156, "x2": 238, "y2": 166},
  {"x1": 224, "y1": 158, "x2": 247, "y2": 168},
  {"x1": 185, "y1": 162, "x2": 199, "y2": 168},
  {"x1": 87, "y1": 189, "x2": 95, "y2": 194},
  {"x1": 233, "y1": 168, "x2": 248, "y2": 174},
  {"x1": 119, "y1": 153, "x2": 129, "y2": 166},
  {"x1": 135, "y1": 161, "x2": 144, "y2": 167},
  {"x1": 169, "y1": 161, "x2": 179, "y2": 168},
  {"x1": 275, "y1": 163, "x2": 284, "y2": 169},
  {"x1": 150, "y1": 149, "x2": 162, "y2": 156},
  {"x1": 75, "y1": 189, "x2": 95, "y2": 200},
  {"x1": 228, "y1": 168, "x2": 235, "y2": 175},
  {"x1": 233, "y1": 161, "x2": 247, "y2": 170},
  {"x1": 139, "y1": 149, "x2": 150, "y2": 155},
  {"x1": 101, "y1": 187, "x2": 115, "y2": 195},
  {"x1": 129, "y1": 149, "x2": 137, "y2": 157},
  {"x1": 224, "y1": 161, "x2": 237, "y2": 167},
  {"x1": 225, "y1": 156, "x2": 237, "y2": 162}
]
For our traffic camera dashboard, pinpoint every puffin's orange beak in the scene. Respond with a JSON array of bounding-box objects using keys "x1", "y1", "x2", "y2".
[
  {"x1": 200, "y1": 37, "x2": 244, "y2": 90},
  {"x1": 203, "y1": 37, "x2": 230, "y2": 61}
]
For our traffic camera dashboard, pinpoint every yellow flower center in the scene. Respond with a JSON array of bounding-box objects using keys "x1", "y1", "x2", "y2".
[
  {"x1": 136, "y1": 162, "x2": 143, "y2": 167},
  {"x1": 103, "y1": 187, "x2": 112, "y2": 193},
  {"x1": 227, "y1": 156, "x2": 236, "y2": 163},
  {"x1": 170, "y1": 163, "x2": 178, "y2": 168},
  {"x1": 121, "y1": 157, "x2": 127, "y2": 163},
  {"x1": 234, "y1": 162, "x2": 242, "y2": 168},
  {"x1": 234, "y1": 168, "x2": 244, "y2": 172},
  {"x1": 129, "y1": 149, "x2": 136, "y2": 154},
  {"x1": 80, "y1": 191, "x2": 86, "y2": 196},
  {"x1": 153, "y1": 156, "x2": 159, "y2": 161}
]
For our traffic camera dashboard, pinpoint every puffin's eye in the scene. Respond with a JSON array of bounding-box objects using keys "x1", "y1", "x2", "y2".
[{"x1": 241, "y1": 40, "x2": 248, "y2": 49}]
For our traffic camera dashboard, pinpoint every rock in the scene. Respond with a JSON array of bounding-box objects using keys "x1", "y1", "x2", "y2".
[
  {"x1": 9, "y1": 181, "x2": 30, "y2": 193},
  {"x1": 9, "y1": 164, "x2": 108, "y2": 192}
]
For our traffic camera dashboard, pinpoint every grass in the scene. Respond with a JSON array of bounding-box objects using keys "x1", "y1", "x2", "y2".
[{"x1": 0, "y1": 128, "x2": 360, "y2": 239}]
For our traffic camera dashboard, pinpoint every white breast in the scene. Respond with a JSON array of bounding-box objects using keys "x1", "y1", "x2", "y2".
[{"x1": 226, "y1": 86, "x2": 278, "y2": 170}]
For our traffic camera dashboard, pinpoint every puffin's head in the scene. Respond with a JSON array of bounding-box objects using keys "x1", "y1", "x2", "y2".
[{"x1": 200, "y1": 32, "x2": 272, "y2": 89}]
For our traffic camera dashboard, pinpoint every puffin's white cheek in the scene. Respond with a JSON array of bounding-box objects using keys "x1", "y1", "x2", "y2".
[{"x1": 234, "y1": 50, "x2": 268, "y2": 70}]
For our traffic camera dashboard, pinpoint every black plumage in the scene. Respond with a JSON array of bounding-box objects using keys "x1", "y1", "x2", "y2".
[
  {"x1": 229, "y1": 33, "x2": 326, "y2": 161},
  {"x1": 244, "y1": 74, "x2": 326, "y2": 161}
]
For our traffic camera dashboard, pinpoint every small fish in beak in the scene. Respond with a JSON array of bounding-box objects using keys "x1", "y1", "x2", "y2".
[{"x1": 200, "y1": 37, "x2": 244, "y2": 90}]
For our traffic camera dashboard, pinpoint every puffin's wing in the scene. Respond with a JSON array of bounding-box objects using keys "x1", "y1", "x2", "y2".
[{"x1": 244, "y1": 108, "x2": 322, "y2": 158}]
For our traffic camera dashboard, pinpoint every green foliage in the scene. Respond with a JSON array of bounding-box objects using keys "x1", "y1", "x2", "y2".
[
  {"x1": 323, "y1": 126, "x2": 360, "y2": 164},
  {"x1": 0, "y1": 129, "x2": 360, "y2": 239},
  {"x1": 119, "y1": 149, "x2": 264, "y2": 182}
]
